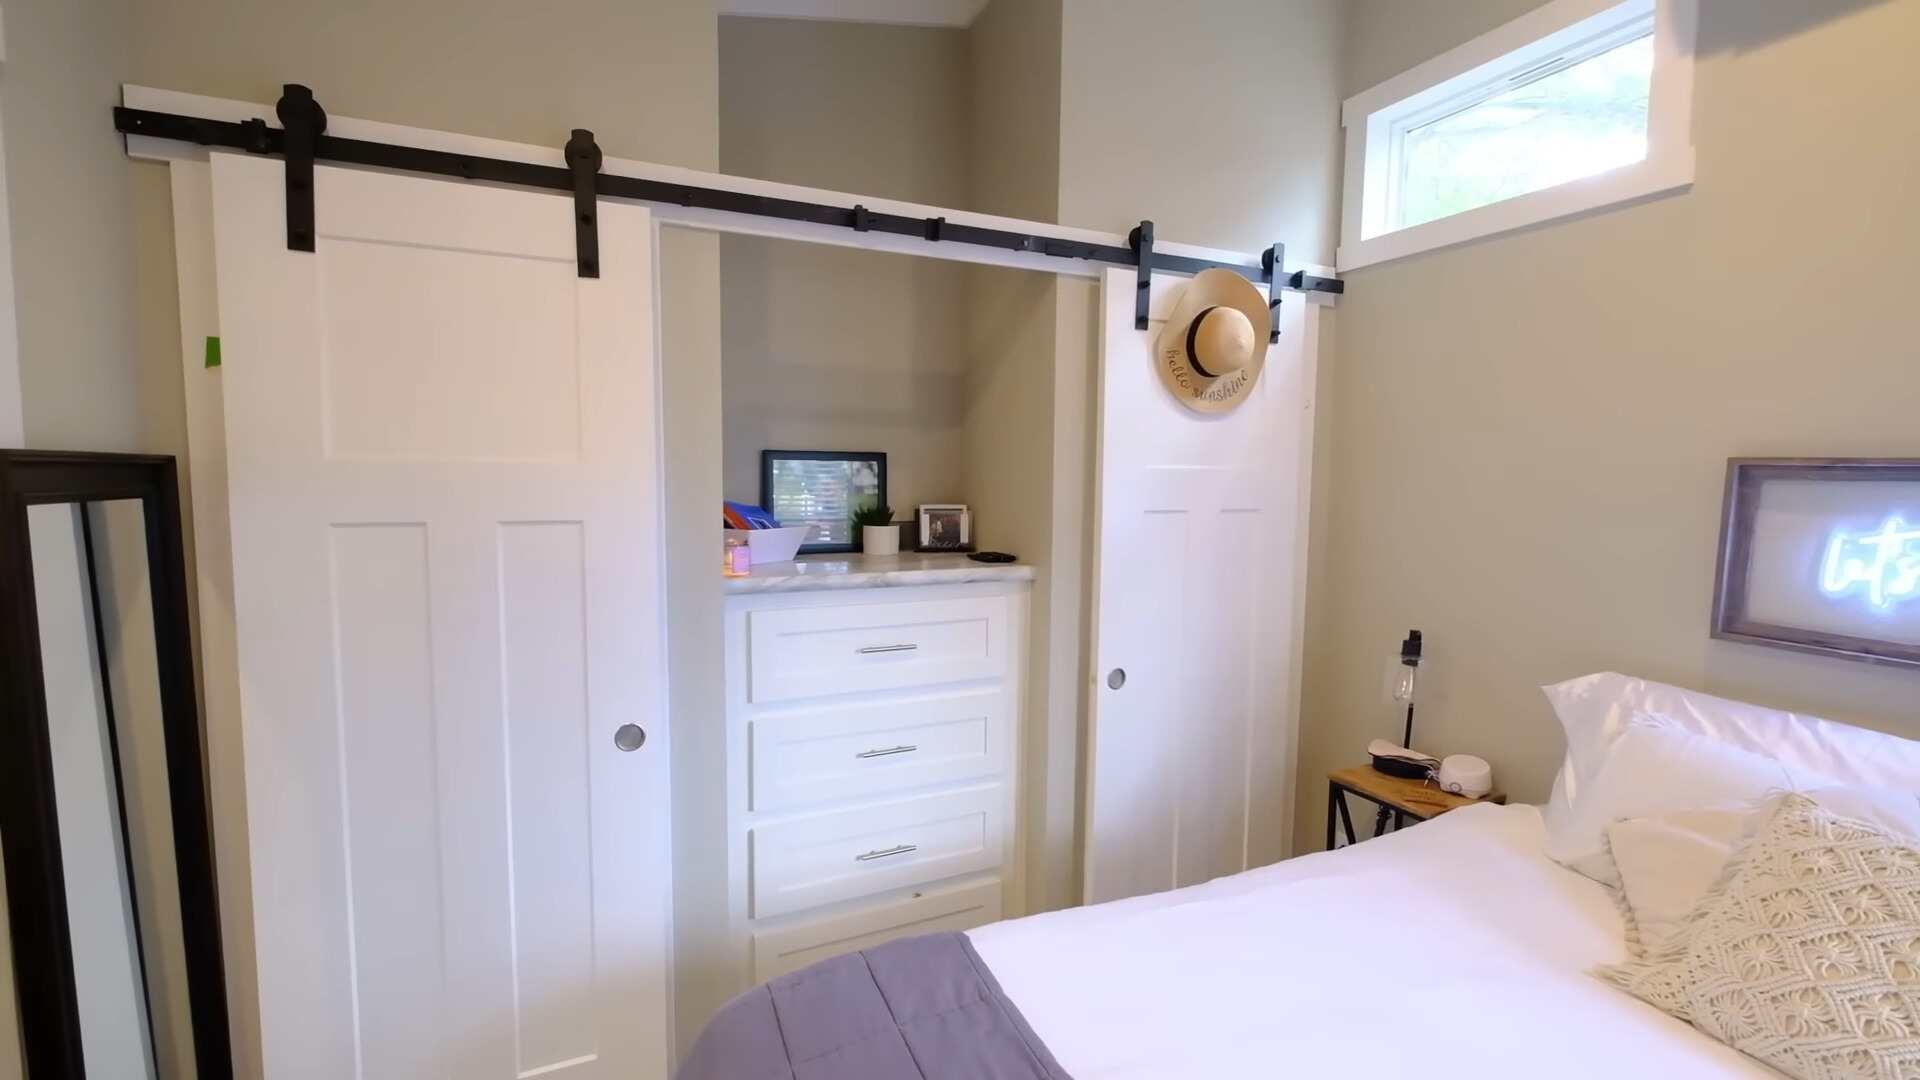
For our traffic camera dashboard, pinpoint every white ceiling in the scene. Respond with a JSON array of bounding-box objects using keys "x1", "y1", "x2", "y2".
[{"x1": 718, "y1": 0, "x2": 992, "y2": 28}]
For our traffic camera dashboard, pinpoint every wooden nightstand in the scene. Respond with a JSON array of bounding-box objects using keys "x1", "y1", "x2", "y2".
[{"x1": 1326, "y1": 765, "x2": 1506, "y2": 850}]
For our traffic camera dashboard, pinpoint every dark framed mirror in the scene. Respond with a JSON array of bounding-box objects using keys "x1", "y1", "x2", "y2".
[{"x1": 0, "y1": 451, "x2": 231, "y2": 1079}]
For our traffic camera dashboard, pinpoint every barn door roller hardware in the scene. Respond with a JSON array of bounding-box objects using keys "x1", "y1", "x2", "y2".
[
  {"x1": 276, "y1": 85, "x2": 324, "y2": 252},
  {"x1": 1130, "y1": 227, "x2": 1312, "y2": 340},
  {"x1": 1264, "y1": 243, "x2": 1287, "y2": 344},
  {"x1": 564, "y1": 129, "x2": 603, "y2": 278},
  {"x1": 114, "y1": 85, "x2": 1345, "y2": 306},
  {"x1": 1131, "y1": 221, "x2": 1155, "y2": 333}
]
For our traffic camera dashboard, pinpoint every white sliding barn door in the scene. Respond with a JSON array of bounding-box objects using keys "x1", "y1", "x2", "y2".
[
  {"x1": 1083, "y1": 268, "x2": 1315, "y2": 906},
  {"x1": 210, "y1": 153, "x2": 670, "y2": 1080}
]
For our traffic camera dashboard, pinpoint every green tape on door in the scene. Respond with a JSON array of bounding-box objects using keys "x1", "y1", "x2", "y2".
[{"x1": 205, "y1": 336, "x2": 221, "y2": 368}]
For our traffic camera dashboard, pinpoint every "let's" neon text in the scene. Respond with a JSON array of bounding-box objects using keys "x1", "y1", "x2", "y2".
[{"x1": 1821, "y1": 517, "x2": 1920, "y2": 608}]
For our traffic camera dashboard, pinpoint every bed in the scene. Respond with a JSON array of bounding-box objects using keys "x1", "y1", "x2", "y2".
[
  {"x1": 681, "y1": 671, "x2": 1920, "y2": 1080},
  {"x1": 678, "y1": 802, "x2": 1775, "y2": 1079}
]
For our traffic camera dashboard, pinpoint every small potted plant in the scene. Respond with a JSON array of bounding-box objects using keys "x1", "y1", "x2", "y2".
[{"x1": 852, "y1": 503, "x2": 899, "y2": 556}]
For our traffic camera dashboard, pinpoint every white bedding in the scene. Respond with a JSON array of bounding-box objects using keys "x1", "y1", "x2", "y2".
[{"x1": 968, "y1": 804, "x2": 1776, "y2": 1079}]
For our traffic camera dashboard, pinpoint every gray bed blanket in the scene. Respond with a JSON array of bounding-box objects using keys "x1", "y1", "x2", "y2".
[{"x1": 675, "y1": 932, "x2": 1072, "y2": 1080}]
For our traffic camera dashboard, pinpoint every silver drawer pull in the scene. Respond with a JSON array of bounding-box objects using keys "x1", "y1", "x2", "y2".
[
  {"x1": 855, "y1": 744, "x2": 918, "y2": 760},
  {"x1": 855, "y1": 844, "x2": 918, "y2": 863},
  {"x1": 857, "y1": 643, "x2": 919, "y2": 655}
]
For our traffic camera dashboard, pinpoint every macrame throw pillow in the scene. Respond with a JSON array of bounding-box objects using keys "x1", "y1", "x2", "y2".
[{"x1": 1599, "y1": 793, "x2": 1920, "y2": 1080}]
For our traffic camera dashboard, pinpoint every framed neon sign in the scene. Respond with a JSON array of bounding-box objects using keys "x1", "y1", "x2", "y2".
[{"x1": 1713, "y1": 458, "x2": 1920, "y2": 668}]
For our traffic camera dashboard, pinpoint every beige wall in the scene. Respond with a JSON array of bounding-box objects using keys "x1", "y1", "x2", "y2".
[
  {"x1": 719, "y1": 18, "x2": 971, "y2": 514},
  {"x1": 1058, "y1": 0, "x2": 1346, "y2": 265},
  {"x1": 5, "y1": 0, "x2": 138, "y2": 451},
  {"x1": 1299, "y1": 0, "x2": 1920, "y2": 852},
  {"x1": 720, "y1": 231, "x2": 970, "y2": 511},
  {"x1": 964, "y1": 0, "x2": 1081, "y2": 912},
  {"x1": 0, "y1": 43, "x2": 20, "y2": 448},
  {"x1": 969, "y1": 0, "x2": 1063, "y2": 227}
]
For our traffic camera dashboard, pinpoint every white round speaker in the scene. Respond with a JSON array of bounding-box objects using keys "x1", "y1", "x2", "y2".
[{"x1": 1437, "y1": 755, "x2": 1493, "y2": 799}]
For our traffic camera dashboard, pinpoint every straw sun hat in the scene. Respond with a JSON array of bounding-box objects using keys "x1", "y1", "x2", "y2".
[{"x1": 1153, "y1": 268, "x2": 1270, "y2": 413}]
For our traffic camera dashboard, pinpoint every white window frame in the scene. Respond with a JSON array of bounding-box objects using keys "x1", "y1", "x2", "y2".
[{"x1": 1338, "y1": 0, "x2": 1697, "y2": 272}]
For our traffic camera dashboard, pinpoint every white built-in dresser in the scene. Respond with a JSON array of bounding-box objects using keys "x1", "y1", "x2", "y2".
[{"x1": 722, "y1": 552, "x2": 1032, "y2": 983}]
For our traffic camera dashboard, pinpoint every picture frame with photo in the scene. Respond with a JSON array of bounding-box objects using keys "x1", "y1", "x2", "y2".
[
  {"x1": 760, "y1": 450, "x2": 887, "y2": 554},
  {"x1": 916, "y1": 504, "x2": 971, "y2": 552}
]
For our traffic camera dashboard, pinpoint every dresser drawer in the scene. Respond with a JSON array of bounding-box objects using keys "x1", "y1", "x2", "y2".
[
  {"x1": 750, "y1": 691, "x2": 1004, "y2": 812},
  {"x1": 750, "y1": 878, "x2": 1002, "y2": 983},
  {"x1": 750, "y1": 787, "x2": 1004, "y2": 919},
  {"x1": 746, "y1": 595, "x2": 1009, "y2": 703}
]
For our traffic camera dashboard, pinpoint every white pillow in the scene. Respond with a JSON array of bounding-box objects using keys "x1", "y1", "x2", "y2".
[
  {"x1": 1608, "y1": 786, "x2": 1920, "y2": 956},
  {"x1": 1545, "y1": 713, "x2": 1831, "y2": 886},
  {"x1": 1541, "y1": 671, "x2": 1920, "y2": 856}
]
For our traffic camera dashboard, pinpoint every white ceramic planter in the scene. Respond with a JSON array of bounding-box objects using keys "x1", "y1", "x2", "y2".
[{"x1": 861, "y1": 524, "x2": 901, "y2": 556}]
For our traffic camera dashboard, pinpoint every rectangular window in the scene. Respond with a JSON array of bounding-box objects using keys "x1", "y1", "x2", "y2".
[
  {"x1": 1392, "y1": 29, "x2": 1654, "y2": 233},
  {"x1": 1340, "y1": 0, "x2": 1695, "y2": 271}
]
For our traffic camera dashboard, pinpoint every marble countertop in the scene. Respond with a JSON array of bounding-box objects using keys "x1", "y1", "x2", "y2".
[{"x1": 723, "y1": 552, "x2": 1034, "y2": 594}]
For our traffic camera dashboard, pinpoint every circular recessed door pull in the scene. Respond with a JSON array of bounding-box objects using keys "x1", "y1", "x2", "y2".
[
  {"x1": 1107, "y1": 668, "x2": 1126, "y2": 690},
  {"x1": 614, "y1": 724, "x2": 648, "y2": 752}
]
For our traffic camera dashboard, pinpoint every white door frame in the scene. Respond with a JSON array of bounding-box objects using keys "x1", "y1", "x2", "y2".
[{"x1": 134, "y1": 83, "x2": 1333, "y2": 1076}]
